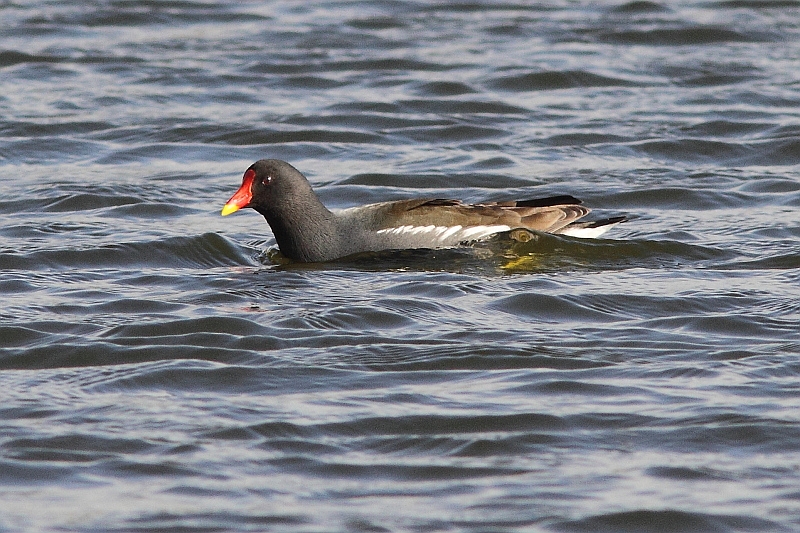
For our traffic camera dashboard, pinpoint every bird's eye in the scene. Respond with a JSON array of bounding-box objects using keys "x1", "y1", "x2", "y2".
[{"x1": 262, "y1": 175, "x2": 273, "y2": 186}]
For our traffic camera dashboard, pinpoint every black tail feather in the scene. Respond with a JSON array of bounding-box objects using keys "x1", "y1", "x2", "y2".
[
  {"x1": 517, "y1": 195, "x2": 583, "y2": 208},
  {"x1": 583, "y1": 215, "x2": 627, "y2": 228}
]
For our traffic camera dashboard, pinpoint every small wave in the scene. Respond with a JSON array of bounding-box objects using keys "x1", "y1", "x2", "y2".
[
  {"x1": 0, "y1": 458, "x2": 75, "y2": 485},
  {"x1": 718, "y1": 253, "x2": 800, "y2": 270},
  {"x1": 646, "y1": 465, "x2": 734, "y2": 481},
  {"x1": 552, "y1": 509, "x2": 781, "y2": 533},
  {"x1": 23, "y1": 4, "x2": 265, "y2": 28},
  {"x1": 491, "y1": 293, "x2": 619, "y2": 323},
  {"x1": 211, "y1": 128, "x2": 383, "y2": 146},
  {"x1": 272, "y1": 305, "x2": 413, "y2": 332},
  {"x1": 608, "y1": 1, "x2": 671, "y2": 13},
  {"x1": 0, "y1": 233, "x2": 252, "y2": 271},
  {"x1": 495, "y1": 232, "x2": 735, "y2": 272},
  {"x1": 0, "y1": 120, "x2": 114, "y2": 137},
  {"x1": 41, "y1": 192, "x2": 142, "y2": 213},
  {"x1": 339, "y1": 172, "x2": 535, "y2": 189},
  {"x1": 679, "y1": 120, "x2": 772, "y2": 137},
  {"x1": 412, "y1": 81, "x2": 478, "y2": 97},
  {"x1": 633, "y1": 139, "x2": 753, "y2": 164},
  {"x1": 275, "y1": 75, "x2": 348, "y2": 90},
  {"x1": 634, "y1": 137, "x2": 800, "y2": 166},
  {"x1": 4, "y1": 434, "x2": 154, "y2": 463},
  {"x1": 594, "y1": 26, "x2": 777, "y2": 45},
  {"x1": 0, "y1": 137, "x2": 103, "y2": 164},
  {"x1": 0, "y1": 50, "x2": 60, "y2": 67},
  {"x1": 84, "y1": 360, "x2": 294, "y2": 393},
  {"x1": 544, "y1": 133, "x2": 633, "y2": 147},
  {"x1": 246, "y1": 57, "x2": 457, "y2": 76},
  {"x1": 655, "y1": 60, "x2": 764, "y2": 87},
  {"x1": 346, "y1": 16, "x2": 406, "y2": 31},
  {"x1": 488, "y1": 70, "x2": 639, "y2": 92},
  {"x1": 291, "y1": 112, "x2": 443, "y2": 131},
  {"x1": 394, "y1": 124, "x2": 508, "y2": 144},
  {"x1": 0, "y1": 337, "x2": 259, "y2": 370},
  {"x1": 91, "y1": 124, "x2": 383, "y2": 146},
  {"x1": 713, "y1": 0, "x2": 800, "y2": 8},
  {"x1": 399, "y1": 98, "x2": 530, "y2": 114}
]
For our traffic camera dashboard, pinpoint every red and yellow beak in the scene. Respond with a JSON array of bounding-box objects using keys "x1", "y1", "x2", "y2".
[{"x1": 221, "y1": 169, "x2": 256, "y2": 216}]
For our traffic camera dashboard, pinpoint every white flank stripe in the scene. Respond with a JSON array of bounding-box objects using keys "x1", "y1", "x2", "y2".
[
  {"x1": 377, "y1": 225, "x2": 411, "y2": 235},
  {"x1": 376, "y1": 225, "x2": 449, "y2": 237},
  {"x1": 410, "y1": 225, "x2": 436, "y2": 235},
  {"x1": 458, "y1": 225, "x2": 511, "y2": 241},
  {"x1": 376, "y1": 224, "x2": 512, "y2": 243},
  {"x1": 559, "y1": 225, "x2": 612, "y2": 239},
  {"x1": 436, "y1": 225, "x2": 463, "y2": 242}
]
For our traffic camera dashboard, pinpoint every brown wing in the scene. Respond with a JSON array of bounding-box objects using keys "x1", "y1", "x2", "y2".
[{"x1": 362, "y1": 196, "x2": 590, "y2": 234}]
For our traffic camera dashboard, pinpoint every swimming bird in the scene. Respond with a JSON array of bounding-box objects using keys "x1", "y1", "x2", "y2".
[{"x1": 221, "y1": 159, "x2": 625, "y2": 262}]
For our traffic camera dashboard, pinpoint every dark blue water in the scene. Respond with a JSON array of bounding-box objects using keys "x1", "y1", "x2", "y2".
[{"x1": 2, "y1": 1, "x2": 800, "y2": 531}]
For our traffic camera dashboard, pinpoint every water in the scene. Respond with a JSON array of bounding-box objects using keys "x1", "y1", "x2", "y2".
[{"x1": 2, "y1": 1, "x2": 800, "y2": 531}]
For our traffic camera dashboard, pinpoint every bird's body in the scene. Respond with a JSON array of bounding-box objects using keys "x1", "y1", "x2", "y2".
[{"x1": 222, "y1": 159, "x2": 625, "y2": 262}]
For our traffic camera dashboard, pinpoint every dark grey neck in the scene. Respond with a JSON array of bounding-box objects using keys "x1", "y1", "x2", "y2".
[{"x1": 254, "y1": 199, "x2": 344, "y2": 262}]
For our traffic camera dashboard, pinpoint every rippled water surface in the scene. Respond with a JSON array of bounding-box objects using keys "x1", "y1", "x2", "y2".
[{"x1": 2, "y1": 1, "x2": 800, "y2": 531}]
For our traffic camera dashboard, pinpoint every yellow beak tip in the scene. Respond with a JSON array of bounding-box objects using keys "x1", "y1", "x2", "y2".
[{"x1": 220, "y1": 204, "x2": 240, "y2": 216}]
